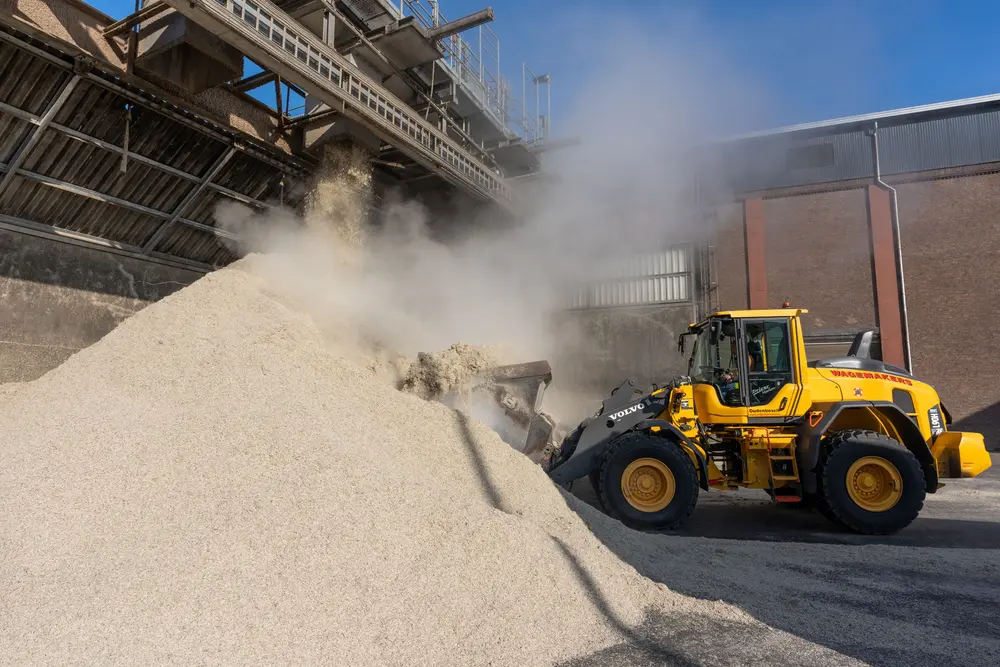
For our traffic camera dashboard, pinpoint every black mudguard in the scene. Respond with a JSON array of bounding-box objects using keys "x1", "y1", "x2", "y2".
[
  {"x1": 547, "y1": 379, "x2": 708, "y2": 490},
  {"x1": 796, "y1": 400, "x2": 938, "y2": 494}
]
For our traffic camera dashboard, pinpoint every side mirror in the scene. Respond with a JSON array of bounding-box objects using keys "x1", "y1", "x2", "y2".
[
  {"x1": 709, "y1": 322, "x2": 720, "y2": 346},
  {"x1": 677, "y1": 334, "x2": 686, "y2": 353}
]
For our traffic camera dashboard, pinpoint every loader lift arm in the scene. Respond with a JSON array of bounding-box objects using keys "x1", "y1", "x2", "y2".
[{"x1": 546, "y1": 379, "x2": 709, "y2": 491}]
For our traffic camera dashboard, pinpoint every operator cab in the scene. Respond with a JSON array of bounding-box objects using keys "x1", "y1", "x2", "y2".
[{"x1": 678, "y1": 311, "x2": 804, "y2": 421}]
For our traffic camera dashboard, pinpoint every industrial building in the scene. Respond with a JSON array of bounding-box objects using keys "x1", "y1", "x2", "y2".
[
  {"x1": 694, "y1": 96, "x2": 1000, "y2": 451},
  {"x1": 2, "y1": 0, "x2": 997, "y2": 452},
  {"x1": 581, "y1": 95, "x2": 1000, "y2": 451}
]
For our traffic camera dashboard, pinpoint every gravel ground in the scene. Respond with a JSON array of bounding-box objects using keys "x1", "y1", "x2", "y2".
[
  {"x1": 568, "y1": 470, "x2": 1000, "y2": 667},
  {"x1": 0, "y1": 257, "x2": 861, "y2": 666}
]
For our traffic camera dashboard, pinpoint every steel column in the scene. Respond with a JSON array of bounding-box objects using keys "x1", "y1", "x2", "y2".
[
  {"x1": 866, "y1": 185, "x2": 906, "y2": 368},
  {"x1": 143, "y1": 146, "x2": 238, "y2": 252},
  {"x1": 17, "y1": 169, "x2": 170, "y2": 219},
  {"x1": 0, "y1": 74, "x2": 80, "y2": 199},
  {"x1": 743, "y1": 198, "x2": 768, "y2": 309}
]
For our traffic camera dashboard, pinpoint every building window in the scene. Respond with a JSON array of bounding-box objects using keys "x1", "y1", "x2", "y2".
[{"x1": 786, "y1": 143, "x2": 835, "y2": 171}]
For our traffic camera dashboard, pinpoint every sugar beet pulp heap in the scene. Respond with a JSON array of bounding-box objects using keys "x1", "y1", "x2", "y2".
[{"x1": 1, "y1": 257, "x2": 866, "y2": 666}]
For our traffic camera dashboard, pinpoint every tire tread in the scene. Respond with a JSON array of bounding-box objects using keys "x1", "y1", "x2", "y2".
[
  {"x1": 596, "y1": 431, "x2": 699, "y2": 531},
  {"x1": 815, "y1": 428, "x2": 925, "y2": 535}
]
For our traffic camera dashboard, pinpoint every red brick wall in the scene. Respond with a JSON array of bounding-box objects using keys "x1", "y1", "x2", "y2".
[
  {"x1": 896, "y1": 174, "x2": 1000, "y2": 445},
  {"x1": 763, "y1": 189, "x2": 875, "y2": 334}
]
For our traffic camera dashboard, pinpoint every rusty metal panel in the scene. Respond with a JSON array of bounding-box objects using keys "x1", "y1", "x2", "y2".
[
  {"x1": 865, "y1": 185, "x2": 905, "y2": 368},
  {"x1": 215, "y1": 151, "x2": 287, "y2": 201},
  {"x1": 744, "y1": 199, "x2": 767, "y2": 309},
  {"x1": 55, "y1": 81, "x2": 230, "y2": 177}
]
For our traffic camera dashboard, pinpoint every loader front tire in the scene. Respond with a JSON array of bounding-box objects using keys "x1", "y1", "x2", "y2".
[
  {"x1": 816, "y1": 429, "x2": 925, "y2": 535},
  {"x1": 596, "y1": 432, "x2": 699, "y2": 531}
]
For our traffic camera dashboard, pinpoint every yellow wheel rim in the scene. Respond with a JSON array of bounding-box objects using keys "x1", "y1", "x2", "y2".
[
  {"x1": 846, "y1": 456, "x2": 903, "y2": 512},
  {"x1": 621, "y1": 457, "x2": 675, "y2": 512}
]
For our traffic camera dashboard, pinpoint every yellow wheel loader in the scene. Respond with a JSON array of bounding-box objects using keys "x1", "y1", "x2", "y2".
[{"x1": 529, "y1": 308, "x2": 992, "y2": 535}]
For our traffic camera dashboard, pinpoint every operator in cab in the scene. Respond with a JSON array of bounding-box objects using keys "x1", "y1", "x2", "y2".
[{"x1": 717, "y1": 321, "x2": 765, "y2": 405}]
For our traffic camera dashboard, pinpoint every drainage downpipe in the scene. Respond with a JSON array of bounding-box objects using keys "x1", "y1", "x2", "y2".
[{"x1": 871, "y1": 121, "x2": 912, "y2": 374}]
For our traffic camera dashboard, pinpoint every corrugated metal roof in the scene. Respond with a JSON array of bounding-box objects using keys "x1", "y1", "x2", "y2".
[
  {"x1": 724, "y1": 91, "x2": 1000, "y2": 142},
  {"x1": 156, "y1": 224, "x2": 239, "y2": 266},
  {"x1": 22, "y1": 131, "x2": 192, "y2": 213},
  {"x1": 0, "y1": 42, "x2": 68, "y2": 114},
  {"x1": 0, "y1": 23, "x2": 311, "y2": 271},
  {"x1": 711, "y1": 93, "x2": 1000, "y2": 194},
  {"x1": 0, "y1": 173, "x2": 162, "y2": 248}
]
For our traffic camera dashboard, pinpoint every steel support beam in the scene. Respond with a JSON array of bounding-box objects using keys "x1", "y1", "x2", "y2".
[
  {"x1": 426, "y1": 8, "x2": 495, "y2": 41},
  {"x1": 143, "y1": 146, "x2": 238, "y2": 252},
  {"x1": 231, "y1": 70, "x2": 278, "y2": 93},
  {"x1": 0, "y1": 74, "x2": 80, "y2": 200},
  {"x1": 178, "y1": 217, "x2": 241, "y2": 241},
  {"x1": 10, "y1": 167, "x2": 241, "y2": 246},
  {"x1": 743, "y1": 198, "x2": 768, "y2": 309},
  {"x1": 0, "y1": 215, "x2": 213, "y2": 274},
  {"x1": 103, "y1": 2, "x2": 172, "y2": 39},
  {"x1": 866, "y1": 185, "x2": 906, "y2": 368},
  {"x1": 17, "y1": 169, "x2": 171, "y2": 219},
  {"x1": 319, "y1": 0, "x2": 497, "y2": 170}
]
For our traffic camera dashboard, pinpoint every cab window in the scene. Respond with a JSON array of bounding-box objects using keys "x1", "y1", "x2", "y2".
[
  {"x1": 745, "y1": 319, "x2": 793, "y2": 406},
  {"x1": 688, "y1": 319, "x2": 742, "y2": 407}
]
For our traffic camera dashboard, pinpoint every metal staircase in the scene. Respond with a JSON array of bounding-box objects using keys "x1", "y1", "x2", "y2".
[{"x1": 160, "y1": 0, "x2": 514, "y2": 212}]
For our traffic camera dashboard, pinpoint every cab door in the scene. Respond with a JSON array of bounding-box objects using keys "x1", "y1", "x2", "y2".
[{"x1": 739, "y1": 317, "x2": 806, "y2": 421}]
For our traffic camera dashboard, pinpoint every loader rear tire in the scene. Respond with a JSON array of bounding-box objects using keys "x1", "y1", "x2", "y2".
[
  {"x1": 816, "y1": 429, "x2": 925, "y2": 535},
  {"x1": 596, "y1": 432, "x2": 699, "y2": 531}
]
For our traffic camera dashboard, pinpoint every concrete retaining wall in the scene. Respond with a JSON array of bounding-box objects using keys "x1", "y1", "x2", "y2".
[
  {"x1": 0, "y1": 228, "x2": 201, "y2": 382},
  {"x1": 551, "y1": 304, "x2": 695, "y2": 396}
]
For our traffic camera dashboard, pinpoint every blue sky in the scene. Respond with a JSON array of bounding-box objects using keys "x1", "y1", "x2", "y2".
[{"x1": 90, "y1": 0, "x2": 1000, "y2": 135}]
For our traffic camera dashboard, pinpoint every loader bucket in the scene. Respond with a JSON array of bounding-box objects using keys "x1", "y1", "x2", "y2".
[{"x1": 444, "y1": 360, "x2": 557, "y2": 461}]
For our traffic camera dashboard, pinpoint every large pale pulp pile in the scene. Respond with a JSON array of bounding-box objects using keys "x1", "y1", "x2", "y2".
[{"x1": 0, "y1": 257, "x2": 859, "y2": 666}]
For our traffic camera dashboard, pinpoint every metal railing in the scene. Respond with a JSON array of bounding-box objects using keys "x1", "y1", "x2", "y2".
[
  {"x1": 166, "y1": 0, "x2": 512, "y2": 205},
  {"x1": 398, "y1": 0, "x2": 549, "y2": 144}
]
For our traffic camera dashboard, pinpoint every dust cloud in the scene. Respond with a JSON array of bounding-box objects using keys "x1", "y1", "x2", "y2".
[{"x1": 213, "y1": 8, "x2": 787, "y2": 420}]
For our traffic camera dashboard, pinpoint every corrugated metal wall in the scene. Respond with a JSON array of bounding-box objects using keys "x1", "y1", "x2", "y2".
[
  {"x1": 567, "y1": 245, "x2": 691, "y2": 309},
  {"x1": 720, "y1": 130, "x2": 873, "y2": 193},
  {"x1": 0, "y1": 25, "x2": 310, "y2": 272},
  {"x1": 716, "y1": 101, "x2": 1000, "y2": 195}
]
